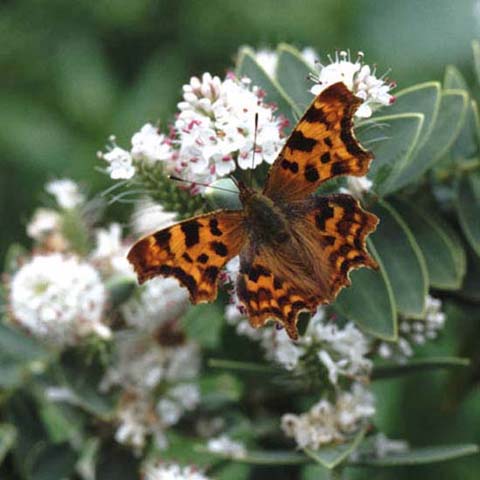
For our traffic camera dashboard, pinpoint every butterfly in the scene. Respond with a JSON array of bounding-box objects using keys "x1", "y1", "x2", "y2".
[{"x1": 127, "y1": 82, "x2": 379, "y2": 340}]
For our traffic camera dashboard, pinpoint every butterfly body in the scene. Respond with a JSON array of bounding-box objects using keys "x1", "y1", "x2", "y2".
[{"x1": 128, "y1": 82, "x2": 379, "y2": 339}]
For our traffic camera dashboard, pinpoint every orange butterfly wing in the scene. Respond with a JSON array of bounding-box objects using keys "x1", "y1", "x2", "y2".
[
  {"x1": 263, "y1": 82, "x2": 373, "y2": 203},
  {"x1": 128, "y1": 211, "x2": 247, "y2": 303},
  {"x1": 236, "y1": 194, "x2": 378, "y2": 340}
]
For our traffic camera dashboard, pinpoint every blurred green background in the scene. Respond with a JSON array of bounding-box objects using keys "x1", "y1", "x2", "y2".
[{"x1": 1, "y1": 0, "x2": 479, "y2": 263}]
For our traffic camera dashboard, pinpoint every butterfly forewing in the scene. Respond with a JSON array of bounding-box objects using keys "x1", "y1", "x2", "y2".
[
  {"x1": 263, "y1": 82, "x2": 373, "y2": 203},
  {"x1": 127, "y1": 211, "x2": 247, "y2": 303}
]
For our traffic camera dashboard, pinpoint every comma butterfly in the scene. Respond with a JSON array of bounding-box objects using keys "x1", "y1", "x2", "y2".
[{"x1": 127, "y1": 82, "x2": 379, "y2": 339}]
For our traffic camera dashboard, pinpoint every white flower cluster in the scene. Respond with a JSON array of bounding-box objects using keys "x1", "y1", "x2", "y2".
[
  {"x1": 26, "y1": 208, "x2": 61, "y2": 241},
  {"x1": 122, "y1": 277, "x2": 189, "y2": 332},
  {"x1": 9, "y1": 254, "x2": 110, "y2": 346},
  {"x1": 99, "y1": 73, "x2": 285, "y2": 193},
  {"x1": 102, "y1": 330, "x2": 201, "y2": 450},
  {"x1": 144, "y1": 462, "x2": 210, "y2": 480},
  {"x1": 207, "y1": 435, "x2": 247, "y2": 459},
  {"x1": 311, "y1": 51, "x2": 395, "y2": 118},
  {"x1": 226, "y1": 302, "x2": 371, "y2": 385},
  {"x1": 281, "y1": 383, "x2": 375, "y2": 449},
  {"x1": 378, "y1": 295, "x2": 446, "y2": 362}
]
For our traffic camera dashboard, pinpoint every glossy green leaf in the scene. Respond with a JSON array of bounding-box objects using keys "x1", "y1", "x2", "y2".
[
  {"x1": 452, "y1": 100, "x2": 480, "y2": 160},
  {"x1": 0, "y1": 424, "x2": 16, "y2": 466},
  {"x1": 357, "y1": 113, "x2": 423, "y2": 196},
  {"x1": 456, "y1": 171, "x2": 480, "y2": 256},
  {"x1": 105, "y1": 275, "x2": 136, "y2": 308},
  {"x1": 301, "y1": 464, "x2": 330, "y2": 480},
  {"x1": 461, "y1": 243, "x2": 480, "y2": 302},
  {"x1": 28, "y1": 443, "x2": 78, "y2": 480},
  {"x1": 276, "y1": 43, "x2": 315, "y2": 111},
  {"x1": 370, "y1": 201, "x2": 428, "y2": 318},
  {"x1": 335, "y1": 241, "x2": 397, "y2": 341},
  {"x1": 351, "y1": 443, "x2": 479, "y2": 467},
  {"x1": 373, "y1": 357, "x2": 470, "y2": 379},
  {"x1": 391, "y1": 199, "x2": 465, "y2": 290},
  {"x1": 0, "y1": 322, "x2": 49, "y2": 365},
  {"x1": 304, "y1": 426, "x2": 366, "y2": 469},
  {"x1": 389, "y1": 89, "x2": 468, "y2": 191},
  {"x1": 385, "y1": 81, "x2": 441, "y2": 149},
  {"x1": 236, "y1": 47, "x2": 300, "y2": 122}
]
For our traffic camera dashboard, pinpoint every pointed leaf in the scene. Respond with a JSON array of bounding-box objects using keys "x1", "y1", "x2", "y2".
[
  {"x1": 385, "y1": 81, "x2": 441, "y2": 149},
  {"x1": 461, "y1": 243, "x2": 480, "y2": 301},
  {"x1": 370, "y1": 201, "x2": 428, "y2": 318},
  {"x1": 456, "y1": 171, "x2": 480, "y2": 256},
  {"x1": 351, "y1": 443, "x2": 479, "y2": 467},
  {"x1": 200, "y1": 447, "x2": 308, "y2": 465},
  {"x1": 276, "y1": 44, "x2": 315, "y2": 111},
  {"x1": 28, "y1": 443, "x2": 78, "y2": 480},
  {"x1": 304, "y1": 426, "x2": 367, "y2": 469},
  {"x1": 391, "y1": 199, "x2": 465, "y2": 290},
  {"x1": 472, "y1": 39, "x2": 480, "y2": 86},
  {"x1": 182, "y1": 303, "x2": 224, "y2": 349},
  {"x1": 335, "y1": 241, "x2": 397, "y2": 340},
  {"x1": 236, "y1": 47, "x2": 300, "y2": 122},
  {"x1": 389, "y1": 90, "x2": 468, "y2": 191},
  {"x1": 0, "y1": 424, "x2": 16, "y2": 466},
  {"x1": 373, "y1": 356, "x2": 470, "y2": 380},
  {"x1": 357, "y1": 113, "x2": 423, "y2": 195},
  {"x1": 444, "y1": 64, "x2": 468, "y2": 90}
]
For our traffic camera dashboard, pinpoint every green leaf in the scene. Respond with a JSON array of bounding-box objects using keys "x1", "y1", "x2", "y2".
[
  {"x1": 351, "y1": 443, "x2": 479, "y2": 467},
  {"x1": 105, "y1": 275, "x2": 136, "y2": 308},
  {"x1": 3, "y1": 243, "x2": 29, "y2": 275},
  {"x1": 205, "y1": 178, "x2": 241, "y2": 210},
  {"x1": 0, "y1": 424, "x2": 16, "y2": 466},
  {"x1": 456, "y1": 171, "x2": 480, "y2": 256},
  {"x1": 334, "y1": 241, "x2": 397, "y2": 341},
  {"x1": 304, "y1": 426, "x2": 366, "y2": 469},
  {"x1": 58, "y1": 351, "x2": 116, "y2": 419},
  {"x1": 358, "y1": 113, "x2": 423, "y2": 196},
  {"x1": 389, "y1": 89, "x2": 468, "y2": 191},
  {"x1": 28, "y1": 443, "x2": 78, "y2": 480},
  {"x1": 236, "y1": 47, "x2": 300, "y2": 123},
  {"x1": 391, "y1": 199, "x2": 465, "y2": 290},
  {"x1": 385, "y1": 81, "x2": 441, "y2": 150},
  {"x1": 182, "y1": 303, "x2": 224, "y2": 349},
  {"x1": 370, "y1": 201, "x2": 428, "y2": 318},
  {"x1": 301, "y1": 464, "x2": 330, "y2": 480},
  {"x1": 444, "y1": 64, "x2": 469, "y2": 90},
  {"x1": 95, "y1": 441, "x2": 140, "y2": 480},
  {"x1": 200, "y1": 373, "x2": 244, "y2": 406},
  {"x1": 452, "y1": 99, "x2": 480, "y2": 160},
  {"x1": 373, "y1": 357, "x2": 470, "y2": 379},
  {"x1": 472, "y1": 39, "x2": 480, "y2": 86},
  {"x1": 0, "y1": 322, "x2": 48, "y2": 364},
  {"x1": 208, "y1": 358, "x2": 279, "y2": 375},
  {"x1": 199, "y1": 446, "x2": 308, "y2": 465},
  {"x1": 276, "y1": 44, "x2": 315, "y2": 111},
  {"x1": 461, "y1": 244, "x2": 480, "y2": 301}
]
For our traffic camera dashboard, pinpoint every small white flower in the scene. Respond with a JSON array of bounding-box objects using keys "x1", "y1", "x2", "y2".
[
  {"x1": 131, "y1": 123, "x2": 173, "y2": 163},
  {"x1": 46, "y1": 179, "x2": 85, "y2": 209},
  {"x1": 310, "y1": 51, "x2": 395, "y2": 118},
  {"x1": 121, "y1": 277, "x2": 189, "y2": 332},
  {"x1": 91, "y1": 223, "x2": 134, "y2": 278},
  {"x1": 254, "y1": 49, "x2": 279, "y2": 77},
  {"x1": 377, "y1": 295, "x2": 445, "y2": 362},
  {"x1": 340, "y1": 175, "x2": 373, "y2": 200},
  {"x1": 9, "y1": 254, "x2": 109, "y2": 346},
  {"x1": 144, "y1": 462, "x2": 210, "y2": 480},
  {"x1": 156, "y1": 398, "x2": 183, "y2": 427},
  {"x1": 169, "y1": 383, "x2": 200, "y2": 411},
  {"x1": 26, "y1": 208, "x2": 61, "y2": 240},
  {"x1": 207, "y1": 435, "x2": 246, "y2": 459},
  {"x1": 101, "y1": 145, "x2": 135, "y2": 180},
  {"x1": 281, "y1": 383, "x2": 375, "y2": 449}
]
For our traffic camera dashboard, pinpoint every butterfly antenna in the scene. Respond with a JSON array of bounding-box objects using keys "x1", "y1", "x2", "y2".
[
  {"x1": 169, "y1": 175, "x2": 238, "y2": 194},
  {"x1": 249, "y1": 112, "x2": 259, "y2": 186}
]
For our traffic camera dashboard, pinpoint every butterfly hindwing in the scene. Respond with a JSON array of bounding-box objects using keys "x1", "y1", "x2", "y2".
[
  {"x1": 127, "y1": 210, "x2": 247, "y2": 303},
  {"x1": 263, "y1": 82, "x2": 373, "y2": 203},
  {"x1": 292, "y1": 193, "x2": 379, "y2": 297}
]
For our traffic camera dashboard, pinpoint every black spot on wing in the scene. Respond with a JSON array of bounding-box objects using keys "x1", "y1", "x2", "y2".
[
  {"x1": 204, "y1": 266, "x2": 219, "y2": 284},
  {"x1": 154, "y1": 229, "x2": 171, "y2": 247},
  {"x1": 210, "y1": 241, "x2": 228, "y2": 257},
  {"x1": 286, "y1": 130, "x2": 317, "y2": 152},
  {"x1": 314, "y1": 200, "x2": 335, "y2": 231},
  {"x1": 331, "y1": 162, "x2": 350, "y2": 176},
  {"x1": 281, "y1": 159, "x2": 299, "y2": 173},
  {"x1": 197, "y1": 253, "x2": 209, "y2": 264},
  {"x1": 181, "y1": 220, "x2": 201, "y2": 247},
  {"x1": 320, "y1": 152, "x2": 331, "y2": 164},
  {"x1": 247, "y1": 264, "x2": 271, "y2": 282},
  {"x1": 209, "y1": 218, "x2": 222, "y2": 236},
  {"x1": 304, "y1": 164, "x2": 320, "y2": 183},
  {"x1": 303, "y1": 105, "x2": 328, "y2": 124},
  {"x1": 324, "y1": 137, "x2": 333, "y2": 147},
  {"x1": 159, "y1": 265, "x2": 197, "y2": 296}
]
